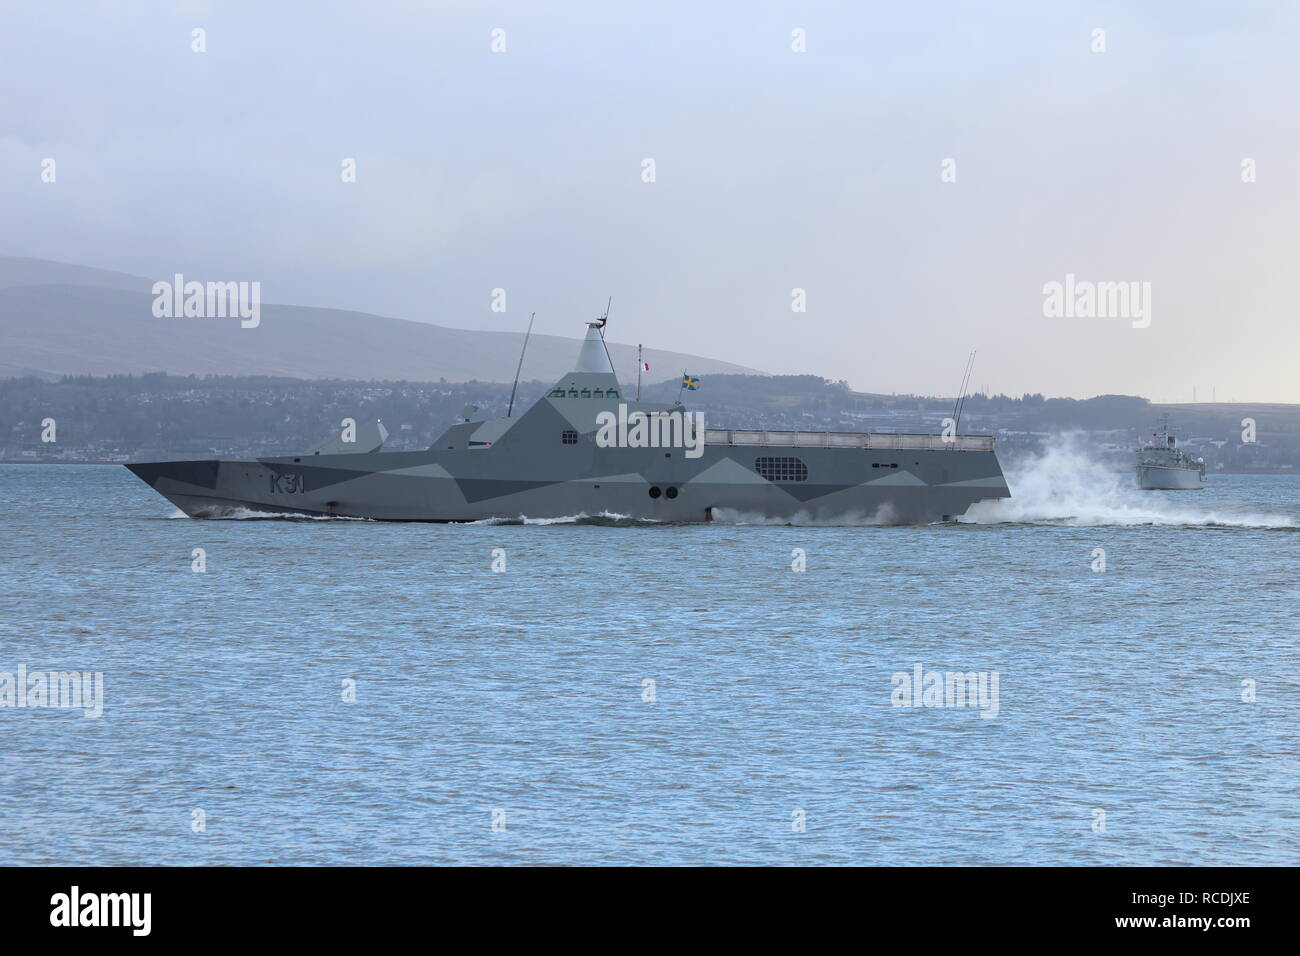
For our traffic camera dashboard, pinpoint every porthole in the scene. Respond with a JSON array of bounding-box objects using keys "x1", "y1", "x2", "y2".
[
  {"x1": 665, "y1": 487, "x2": 678, "y2": 499},
  {"x1": 648, "y1": 486, "x2": 662, "y2": 499}
]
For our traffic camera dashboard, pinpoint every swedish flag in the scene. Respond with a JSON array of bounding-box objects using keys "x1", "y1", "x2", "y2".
[{"x1": 681, "y1": 374, "x2": 700, "y2": 390}]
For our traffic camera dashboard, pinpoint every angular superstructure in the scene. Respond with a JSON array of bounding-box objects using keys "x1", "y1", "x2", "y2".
[{"x1": 125, "y1": 322, "x2": 1011, "y2": 523}]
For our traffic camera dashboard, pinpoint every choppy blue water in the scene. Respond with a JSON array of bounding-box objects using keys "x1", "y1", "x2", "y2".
[{"x1": 1, "y1": 456, "x2": 1297, "y2": 866}]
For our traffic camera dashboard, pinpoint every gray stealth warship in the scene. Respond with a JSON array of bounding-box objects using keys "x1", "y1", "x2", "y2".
[{"x1": 126, "y1": 323, "x2": 1011, "y2": 522}]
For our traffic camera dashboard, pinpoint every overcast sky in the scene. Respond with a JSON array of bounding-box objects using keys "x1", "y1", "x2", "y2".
[{"x1": 3, "y1": 1, "x2": 1299, "y2": 401}]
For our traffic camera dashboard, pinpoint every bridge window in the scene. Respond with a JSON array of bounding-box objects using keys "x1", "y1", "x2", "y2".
[
  {"x1": 561, "y1": 429, "x2": 578, "y2": 445},
  {"x1": 755, "y1": 456, "x2": 808, "y2": 482},
  {"x1": 568, "y1": 389, "x2": 579, "y2": 397},
  {"x1": 549, "y1": 389, "x2": 565, "y2": 398},
  {"x1": 607, "y1": 390, "x2": 618, "y2": 399}
]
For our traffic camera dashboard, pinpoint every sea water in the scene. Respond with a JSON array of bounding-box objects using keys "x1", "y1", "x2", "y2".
[{"x1": 1, "y1": 449, "x2": 1296, "y2": 865}]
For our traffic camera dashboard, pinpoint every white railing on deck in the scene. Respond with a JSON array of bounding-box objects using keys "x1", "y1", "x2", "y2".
[{"x1": 703, "y1": 428, "x2": 994, "y2": 452}]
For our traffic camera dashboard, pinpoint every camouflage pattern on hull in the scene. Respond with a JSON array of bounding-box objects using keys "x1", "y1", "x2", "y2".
[{"x1": 125, "y1": 326, "x2": 1011, "y2": 524}]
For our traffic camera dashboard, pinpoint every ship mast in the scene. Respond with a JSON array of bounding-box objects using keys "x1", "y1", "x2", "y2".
[{"x1": 591, "y1": 297, "x2": 615, "y2": 374}]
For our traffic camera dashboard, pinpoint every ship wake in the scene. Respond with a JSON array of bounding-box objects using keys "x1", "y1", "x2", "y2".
[
  {"x1": 166, "y1": 507, "x2": 369, "y2": 521},
  {"x1": 960, "y1": 435, "x2": 1296, "y2": 529},
  {"x1": 709, "y1": 502, "x2": 902, "y2": 526},
  {"x1": 471, "y1": 511, "x2": 664, "y2": 527}
]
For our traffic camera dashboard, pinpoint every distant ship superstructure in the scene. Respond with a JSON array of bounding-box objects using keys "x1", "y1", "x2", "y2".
[
  {"x1": 126, "y1": 322, "x2": 1011, "y2": 523},
  {"x1": 1136, "y1": 415, "x2": 1206, "y2": 490}
]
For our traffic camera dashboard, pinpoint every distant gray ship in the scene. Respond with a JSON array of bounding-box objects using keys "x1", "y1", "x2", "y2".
[
  {"x1": 126, "y1": 322, "x2": 1011, "y2": 523},
  {"x1": 1136, "y1": 415, "x2": 1206, "y2": 490}
]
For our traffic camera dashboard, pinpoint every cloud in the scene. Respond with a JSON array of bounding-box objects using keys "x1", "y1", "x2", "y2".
[{"x1": 3, "y1": 1, "x2": 1299, "y2": 400}]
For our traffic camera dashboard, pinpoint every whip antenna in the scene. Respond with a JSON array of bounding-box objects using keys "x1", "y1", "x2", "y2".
[
  {"x1": 507, "y1": 312, "x2": 535, "y2": 418},
  {"x1": 952, "y1": 350, "x2": 976, "y2": 433}
]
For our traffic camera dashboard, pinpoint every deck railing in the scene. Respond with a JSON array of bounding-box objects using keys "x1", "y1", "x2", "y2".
[{"x1": 703, "y1": 429, "x2": 995, "y2": 452}]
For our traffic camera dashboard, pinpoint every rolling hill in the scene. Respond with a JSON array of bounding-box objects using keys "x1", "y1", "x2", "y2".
[{"x1": 0, "y1": 257, "x2": 761, "y2": 383}]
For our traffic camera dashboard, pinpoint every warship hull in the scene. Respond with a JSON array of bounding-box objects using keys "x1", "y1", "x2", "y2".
[
  {"x1": 1136, "y1": 464, "x2": 1205, "y2": 490},
  {"x1": 126, "y1": 437, "x2": 1008, "y2": 524},
  {"x1": 125, "y1": 323, "x2": 1010, "y2": 524}
]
